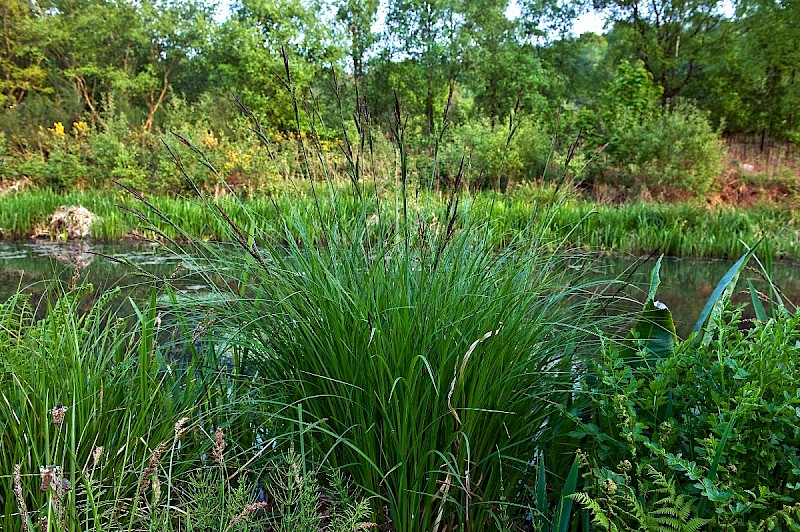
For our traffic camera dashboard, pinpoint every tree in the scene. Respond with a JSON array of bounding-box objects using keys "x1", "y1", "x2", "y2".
[
  {"x1": 541, "y1": 32, "x2": 609, "y2": 107},
  {"x1": 136, "y1": 0, "x2": 214, "y2": 131},
  {"x1": 594, "y1": 0, "x2": 727, "y2": 107},
  {"x1": 384, "y1": 0, "x2": 462, "y2": 134},
  {"x1": 733, "y1": 0, "x2": 800, "y2": 142},
  {"x1": 459, "y1": 0, "x2": 549, "y2": 124},
  {"x1": 209, "y1": 0, "x2": 342, "y2": 130},
  {"x1": 0, "y1": 0, "x2": 50, "y2": 107},
  {"x1": 34, "y1": 0, "x2": 212, "y2": 128},
  {"x1": 35, "y1": 0, "x2": 140, "y2": 122},
  {"x1": 676, "y1": 0, "x2": 800, "y2": 143},
  {"x1": 334, "y1": 0, "x2": 379, "y2": 85}
]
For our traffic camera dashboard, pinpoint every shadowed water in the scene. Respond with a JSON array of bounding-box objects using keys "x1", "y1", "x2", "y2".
[
  {"x1": 1, "y1": 241, "x2": 799, "y2": 337},
  {"x1": 0, "y1": 241, "x2": 200, "y2": 318}
]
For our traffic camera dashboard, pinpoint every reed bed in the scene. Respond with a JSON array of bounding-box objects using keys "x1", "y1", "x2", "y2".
[{"x1": 1, "y1": 187, "x2": 797, "y2": 259}]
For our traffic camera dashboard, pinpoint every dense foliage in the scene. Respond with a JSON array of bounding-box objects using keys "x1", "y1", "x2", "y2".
[
  {"x1": 186, "y1": 211, "x2": 602, "y2": 530},
  {"x1": 571, "y1": 257, "x2": 800, "y2": 529},
  {"x1": 1, "y1": 0, "x2": 798, "y2": 197},
  {"x1": 1, "y1": 149, "x2": 798, "y2": 528},
  {"x1": 1, "y1": 0, "x2": 799, "y2": 528}
]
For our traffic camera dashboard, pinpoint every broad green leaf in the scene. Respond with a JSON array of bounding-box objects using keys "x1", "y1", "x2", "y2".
[
  {"x1": 629, "y1": 300, "x2": 677, "y2": 359},
  {"x1": 698, "y1": 412, "x2": 737, "y2": 516},
  {"x1": 623, "y1": 256, "x2": 676, "y2": 359},
  {"x1": 553, "y1": 455, "x2": 580, "y2": 532},
  {"x1": 691, "y1": 242, "x2": 761, "y2": 337}
]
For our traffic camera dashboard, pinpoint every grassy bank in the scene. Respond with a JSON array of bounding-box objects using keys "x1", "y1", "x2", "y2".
[
  {"x1": 1, "y1": 186, "x2": 798, "y2": 259},
  {"x1": 3, "y1": 187, "x2": 799, "y2": 529}
]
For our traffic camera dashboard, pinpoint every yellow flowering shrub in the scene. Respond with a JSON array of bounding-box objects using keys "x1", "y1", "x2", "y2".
[
  {"x1": 48, "y1": 122, "x2": 66, "y2": 138},
  {"x1": 72, "y1": 121, "x2": 90, "y2": 139},
  {"x1": 200, "y1": 129, "x2": 219, "y2": 149}
]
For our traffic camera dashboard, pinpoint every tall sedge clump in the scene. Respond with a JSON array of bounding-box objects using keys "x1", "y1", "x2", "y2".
[
  {"x1": 181, "y1": 208, "x2": 599, "y2": 530},
  {"x1": 142, "y1": 53, "x2": 602, "y2": 530}
]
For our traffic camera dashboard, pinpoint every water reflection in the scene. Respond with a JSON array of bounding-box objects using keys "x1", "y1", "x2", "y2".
[
  {"x1": 0, "y1": 241, "x2": 190, "y2": 317},
  {"x1": 1, "y1": 242, "x2": 799, "y2": 338},
  {"x1": 588, "y1": 255, "x2": 800, "y2": 337}
]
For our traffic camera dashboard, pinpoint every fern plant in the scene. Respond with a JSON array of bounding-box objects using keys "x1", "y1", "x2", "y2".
[{"x1": 572, "y1": 464, "x2": 709, "y2": 532}]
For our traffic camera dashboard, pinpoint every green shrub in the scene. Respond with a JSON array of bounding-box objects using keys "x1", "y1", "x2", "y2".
[
  {"x1": 609, "y1": 102, "x2": 725, "y2": 197},
  {"x1": 41, "y1": 145, "x2": 87, "y2": 191},
  {"x1": 434, "y1": 118, "x2": 558, "y2": 189},
  {"x1": 572, "y1": 260, "x2": 800, "y2": 528},
  {"x1": 87, "y1": 114, "x2": 149, "y2": 189},
  {"x1": 0, "y1": 91, "x2": 84, "y2": 155},
  {"x1": 14, "y1": 151, "x2": 48, "y2": 183},
  {"x1": 581, "y1": 61, "x2": 725, "y2": 198}
]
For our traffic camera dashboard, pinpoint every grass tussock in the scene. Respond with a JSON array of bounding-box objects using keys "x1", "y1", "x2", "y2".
[{"x1": 162, "y1": 178, "x2": 610, "y2": 530}]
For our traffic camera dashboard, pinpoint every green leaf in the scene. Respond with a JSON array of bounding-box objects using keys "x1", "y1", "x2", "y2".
[
  {"x1": 748, "y1": 279, "x2": 768, "y2": 321},
  {"x1": 697, "y1": 412, "x2": 737, "y2": 516},
  {"x1": 630, "y1": 300, "x2": 677, "y2": 359},
  {"x1": 624, "y1": 256, "x2": 676, "y2": 359},
  {"x1": 647, "y1": 254, "x2": 664, "y2": 303},
  {"x1": 553, "y1": 455, "x2": 581, "y2": 532},
  {"x1": 536, "y1": 455, "x2": 549, "y2": 532},
  {"x1": 691, "y1": 242, "x2": 761, "y2": 337}
]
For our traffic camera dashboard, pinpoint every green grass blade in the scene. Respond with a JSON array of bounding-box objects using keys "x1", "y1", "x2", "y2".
[
  {"x1": 747, "y1": 279, "x2": 768, "y2": 321},
  {"x1": 697, "y1": 411, "x2": 737, "y2": 516},
  {"x1": 536, "y1": 454, "x2": 549, "y2": 532},
  {"x1": 691, "y1": 242, "x2": 760, "y2": 335},
  {"x1": 554, "y1": 455, "x2": 580, "y2": 532}
]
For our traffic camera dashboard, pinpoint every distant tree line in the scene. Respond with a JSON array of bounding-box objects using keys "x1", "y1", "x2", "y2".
[{"x1": 1, "y1": 0, "x2": 798, "y2": 195}]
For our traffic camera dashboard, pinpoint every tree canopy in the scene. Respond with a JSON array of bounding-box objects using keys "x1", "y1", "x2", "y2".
[{"x1": 1, "y1": 0, "x2": 798, "y2": 142}]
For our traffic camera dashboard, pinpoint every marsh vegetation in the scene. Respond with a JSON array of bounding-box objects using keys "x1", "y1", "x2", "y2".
[{"x1": 2, "y1": 0, "x2": 800, "y2": 528}]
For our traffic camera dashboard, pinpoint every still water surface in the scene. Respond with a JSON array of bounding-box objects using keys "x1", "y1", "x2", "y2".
[{"x1": 1, "y1": 241, "x2": 799, "y2": 338}]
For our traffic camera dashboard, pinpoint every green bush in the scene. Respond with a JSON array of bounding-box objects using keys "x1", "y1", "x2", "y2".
[
  {"x1": 85, "y1": 113, "x2": 149, "y2": 189},
  {"x1": 42, "y1": 145, "x2": 87, "y2": 191},
  {"x1": 0, "y1": 91, "x2": 84, "y2": 154},
  {"x1": 572, "y1": 281, "x2": 800, "y2": 528},
  {"x1": 609, "y1": 102, "x2": 725, "y2": 197},
  {"x1": 13, "y1": 151, "x2": 48, "y2": 183},
  {"x1": 581, "y1": 61, "x2": 725, "y2": 198},
  {"x1": 434, "y1": 118, "x2": 558, "y2": 189}
]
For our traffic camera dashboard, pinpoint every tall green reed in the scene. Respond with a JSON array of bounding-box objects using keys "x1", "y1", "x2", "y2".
[
  {"x1": 136, "y1": 57, "x2": 614, "y2": 530},
  {"x1": 0, "y1": 282, "x2": 250, "y2": 530},
  {"x1": 2, "y1": 187, "x2": 795, "y2": 260}
]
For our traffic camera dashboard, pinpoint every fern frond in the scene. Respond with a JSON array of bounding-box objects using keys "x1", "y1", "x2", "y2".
[
  {"x1": 571, "y1": 492, "x2": 622, "y2": 532},
  {"x1": 674, "y1": 495, "x2": 695, "y2": 522},
  {"x1": 684, "y1": 517, "x2": 711, "y2": 532}
]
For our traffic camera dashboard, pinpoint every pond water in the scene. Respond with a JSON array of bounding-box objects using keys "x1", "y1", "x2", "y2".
[
  {"x1": 0, "y1": 241, "x2": 201, "y2": 318},
  {"x1": 1, "y1": 241, "x2": 799, "y2": 338}
]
